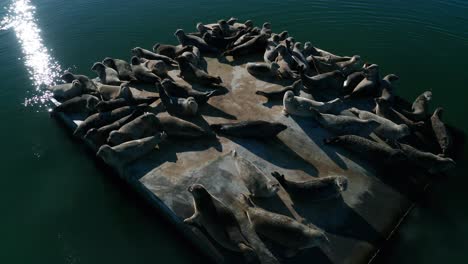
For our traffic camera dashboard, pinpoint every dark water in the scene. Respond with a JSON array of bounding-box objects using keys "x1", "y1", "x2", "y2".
[{"x1": 0, "y1": 0, "x2": 467, "y2": 263}]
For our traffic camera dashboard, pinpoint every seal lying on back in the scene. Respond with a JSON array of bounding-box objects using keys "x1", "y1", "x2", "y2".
[
  {"x1": 97, "y1": 133, "x2": 167, "y2": 169},
  {"x1": 374, "y1": 98, "x2": 424, "y2": 131},
  {"x1": 241, "y1": 195, "x2": 329, "y2": 258},
  {"x1": 232, "y1": 150, "x2": 280, "y2": 198},
  {"x1": 283, "y1": 90, "x2": 343, "y2": 116},
  {"x1": 102, "y1": 57, "x2": 137, "y2": 81},
  {"x1": 74, "y1": 104, "x2": 148, "y2": 137},
  {"x1": 175, "y1": 56, "x2": 222, "y2": 86},
  {"x1": 85, "y1": 109, "x2": 145, "y2": 146},
  {"x1": 91, "y1": 62, "x2": 123, "y2": 85},
  {"x1": 324, "y1": 135, "x2": 407, "y2": 164},
  {"x1": 271, "y1": 172, "x2": 348, "y2": 200},
  {"x1": 174, "y1": 29, "x2": 219, "y2": 54},
  {"x1": 152, "y1": 43, "x2": 191, "y2": 59},
  {"x1": 131, "y1": 47, "x2": 177, "y2": 66},
  {"x1": 255, "y1": 79, "x2": 303, "y2": 100},
  {"x1": 160, "y1": 79, "x2": 216, "y2": 105},
  {"x1": 396, "y1": 143, "x2": 455, "y2": 173},
  {"x1": 47, "y1": 80, "x2": 83, "y2": 100},
  {"x1": 184, "y1": 184, "x2": 258, "y2": 263},
  {"x1": 53, "y1": 94, "x2": 100, "y2": 114},
  {"x1": 159, "y1": 85, "x2": 198, "y2": 117},
  {"x1": 431, "y1": 107, "x2": 452, "y2": 156},
  {"x1": 401, "y1": 91, "x2": 432, "y2": 121},
  {"x1": 155, "y1": 115, "x2": 213, "y2": 138},
  {"x1": 61, "y1": 72, "x2": 98, "y2": 93},
  {"x1": 130, "y1": 57, "x2": 161, "y2": 84},
  {"x1": 107, "y1": 113, "x2": 160, "y2": 146},
  {"x1": 210, "y1": 121, "x2": 287, "y2": 139},
  {"x1": 349, "y1": 107, "x2": 410, "y2": 140},
  {"x1": 310, "y1": 109, "x2": 381, "y2": 137}
]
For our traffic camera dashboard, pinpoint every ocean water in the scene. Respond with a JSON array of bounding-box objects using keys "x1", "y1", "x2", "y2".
[{"x1": 0, "y1": 0, "x2": 467, "y2": 263}]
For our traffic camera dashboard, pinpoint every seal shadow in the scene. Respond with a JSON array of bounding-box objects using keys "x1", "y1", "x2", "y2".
[
  {"x1": 290, "y1": 115, "x2": 348, "y2": 170},
  {"x1": 261, "y1": 99, "x2": 283, "y2": 109},
  {"x1": 217, "y1": 53, "x2": 264, "y2": 67},
  {"x1": 227, "y1": 136, "x2": 319, "y2": 177},
  {"x1": 200, "y1": 103, "x2": 237, "y2": 120}
]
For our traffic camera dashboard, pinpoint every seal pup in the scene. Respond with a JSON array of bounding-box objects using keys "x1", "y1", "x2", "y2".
[
  {"x1": 131, "y1": 47, "x2": 177, "y2": 66},
  {"x1": 378, "y1": 74, "x2": 399, "y2": 102},
  {"x1": 301, "y1": 70, "x2": 345, "y2": 93},
  {"x1": 310, "y1": 109, "x2": 381, "y2": 137},
  {"x1": 184, "y1": 184, "x2": 258, "y2": 262},
  {"x1": 374, "y1": 98, "x2": 424, "y2": 131},
  {"x1": 102, "y1": 57, "x2": 137, "y2": 81},
  {"x1": 175, "y1": 56, "x2": 222, "y2": 86},
  {"x1": 241, "y1": 195, "x2": 329, "y2": 257},
  {"x1": 246, "y1": 62, "x2": 280, "y2": 79},
  {"x1": 84, "y1": 109, "x2": 145, "y2": 146},
  {"x1": 401, "y1": 91, "x2": 432, "y2": 121},
  {"x1": 73, "y1": 104, "x2": 148, "y2": 137},
  {"x1": 396, "y1": 143, "x2": 455, "y2": 174},
  {"x1": 430, "y1": 107, "x2": 452, "y2": 156},
  {"x1": 61, "y1": 72, "x2": 98, "y2": 93},
  {"x1": 155, "y1": 115, "x2": 214, "y2": 138},
  {"x1": 97, "y1": 133, "x2": 167, "y2": 168},
  {"x1": 282, "y1": 90, "x2": 343, "y2": 116},
  {"x1": 53, "y1": 94, "x2": 100, "y2": 114},
  {"x1": 174, "y1": 29, "x2": 219, "y2": 54},
  {"x1": 324, "y1": 135, "x2": 407, "y2": 164},
  {"x1": 152, "y1": 43, "x2": 191, "y2": 59},
  {"x1": 222, "y1": 33, "x2": 269, "y2": 57},
  {"x1": 349, "y1": 107, "x2": 411, "y2": 140},
  {"x1": 255, "y1": 79, "x2": 303, "y2": 100},
  {"x1": 91, "y1": 62, "x2": 123, "y2": 85},
  {"x1": 46, "y1": 80, "x2": 83, "y2": 100},
  {"x1": 271, "y1": 172, "x2": 348, "y2": 200},
  {"x1": 130, "y1": 56, "x2": 161, "y2": 84},
  {"x1": 232, "y1": 150, "x2": 280, "y2": 198},
  {"x1": 161, "y1": 79, "x2": 216, "y2": 105},
  {"x1": 345, "y1": 64, "x2": 380, "y2": 98},
  {"x1": 159, "y1": 85, "x2": 198, "y2": 117},
  {"x1": 107, "y1": 113, "x2": 161, "y2": 145},
  {"x1": 210, "y1": 121, "x2": 287, "y2": 139},
  {"x1": 97, "y1": 82, "x2": 133, "y2": 101}
]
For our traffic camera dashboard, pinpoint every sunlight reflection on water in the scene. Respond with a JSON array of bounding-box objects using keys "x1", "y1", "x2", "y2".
[{"x1": 1, "y1": 0, "x2": 63, "y2": 108}]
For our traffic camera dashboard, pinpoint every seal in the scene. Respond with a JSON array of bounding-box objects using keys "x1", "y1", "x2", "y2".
[
  {"x1": 140, "y1": 58, "x2": 168, "y2": 77},
  {"x1": 94, "y1": 96, "x2": 158, "y2": 112},
  {"x1": 152, "y1": 43, "x2": 191, "y2": 59},
  {"x1": 61, "y1": 72, "x2": 98, "y2": 93},
  {"x1": 430, "y1": 107, "x2": 452, "y2": 156},
  {"x1": 343, "y1": 70, "x2": 365, "y2": 95},
  {"x1": 97, "y1": 82, "x2": 133, "y2": 101},
  {"x1": 154, "y1": 115, "x2": 214, "y2": 138},
  {"x1": 73, "y1": 104, "x2": 148, "y2": 137},
  {"x1": 131, "y1": 47, "x2": 177, "y2": 66},
  {"x1": 301, "y1": 70, "x2": 345, "y2": 93},
  {"x1": 97, "y1": 133, "x2": 167, "y2": 169},
  {"x1": 324, "y1": 135, "x2": 407, "y2": 164},
  {"x1": 53, "y1": 94, "x2": 100, "y2": 114},
  {"x1": 246, "y1": 62, "x2": 280, "y2": 79},
  {"x1": 174, "y1": 29, "x2": 219, "y2": 54},
  {"x1": 272, "y1": 172, "x2": 347, "y2": 200},
  {"x1": 345, "y1": 64, "x2": 380, "y2": 98},
  {"x1": 107, "y1": 113, "x2": 161, "y2": 146},
  {"x1": 159, "y1": 85, "x2": 198, "y2": 117},
  {"x1": 278, "y1": 31, "x2": 288, "y2": 41},
  {"x1": 291, "y1": 42, "x2": 310, "y2": 72},
  {"x1": 84, "y1": 109, "x2": 145, "y2": 146},
  {"x1": 231, "y1": 32, "x2": 256, "y2": 48},
  {"x1": 222, "y1": 33, "x2": 269, "y2": 57},
  {"x1": 231, "y1": 150, "x2": 280, "y2": 198},
  {"x1": 91, "y1": 62, "x2": 123, "y2": 85},
  {"x1": 241, "y1": 194, "x2": 329, "y2": 258},
  {"x1": 130, "y1": 56, "x2": 161, "y2": 84},
  {"x1": 47, "y1": 80, "x2": 83, "y2": 100},
  {"x1": 374, "y1": 98, "x2": 424, "y2": 131},
  {"x1": 255, "y1": 79, "x2": 303, "y2": 100},
  {"x1": 160, "y1": 79, "x2": 217, "y2": 105},
  {"x1": 377, "y1": 74, "x2": 399, "y2": 102},
  {"x1": 102, "y1": 57, "x2": 137, "y2": 81},
  {"x1": 260, "y1": 22, "x2": 272, "y2": 35},
  {"x1": 282, "y1": 90, "x2": 343, "y2": 116},
  {"x1": 401, "y1": 91, "x2": 432, "y2": 121},
  {"x1": 334, "y1": 55, "x2": 362, "y2": 75},
  {"x1": 396, "y1": 142, "x2": 455, "y2": 173},
  {"x1": 263, "y1": 34, "x2": 279, "y2": 63},
  {"x1": 210, "y1": 120, "x2": 287, "y2": 138},
  {"x1": 309, "y1": 109, "x2": 380, "y2": 137},
  {"x1": 349, "y1": 107, "x2": 410, "y2": 140},
  {"x1": 274, "y1": 45, "x2": 298, "y2": 78},
  {"x1": 174, "y1": 55, "x2": 222, "y2": 86},
  {"x1": 183, "y1": 184, "x2": 258, "y2": 262}
]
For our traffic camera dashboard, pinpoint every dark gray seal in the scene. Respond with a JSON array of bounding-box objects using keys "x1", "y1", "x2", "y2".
[
  {"x1": 53, "y1": 94, "x2": 100, "y2": 114},
  {"x1": 160, "y1": 79, "x2": 216, "y2": 105},
  {"x1": 61, "y1": 72, "x2": 98, "y2": 93},
  {"x1": 374, "y1": 98, "x2": 424, "y2": 131},
  {"x1": 345, "y1": 64, "x2": 380, "y2": 99},
  {"x1": 396, "y1": 142, "x2": 455, "y2": 173},
  {"x1": 159, "y1": 85, "x2": 198, "y2": 117},
  {"x1": 184, "y1": 184, "x2": 258, "y2": 262},
  {"x1": 255, "y1": 79, "x2": 302, "y2": 100},
  {"x1": 130, "y1": 56, "x2": 161, "y2": 84},
  {"x1": 91, "y1": 62, "x2": 123, "y2": 85},
  {"x1": 107, "y1": 113, "x2": 161, "y2": 146},
  {"x1": 174, "y1": 29, "x2": 219, "y2": 54},
  {"x1": 131, "y1": 47, "x2": 177, "y2": 66},
  {"x1": 246, "y1": 62, "x2": 280, "y2": 79},
  {"x1": 377, "y1": 74, "x2": 399, "y2": 102},
  {"x1": 94, "y1": 96, "x2": 158, "y2": 112},
  {"x1": 222, "y1": 33, "x2": 269, "y2": 57},
  {"x1": 271, "y1": 172, "x2": 348, "y2": 200},
  {"x1": 430, "y1": 107, "x2": 452, "y2": 156},
  {"x1": 210, "y1": 120, "x2": 287, "y2": 138},
  {"x1": 152, "y1": 43, "x2": 192, "y2": 59},
  {"x1": 301, "y1": 70, "x2": 345, "y2": 93},
  {"x1": 102, "y1": 57, "x2": 137, "y2": 81},
  {"x1": 401, "y1": 91, "x2": 432, "y2": 121},
  {"x1": 47, "y1": 80, "x2": 83, "y2": 100},
  {"x1": 343, "y1": 70, "x2": 365, "y2": 94},
  {"x1": 174, "y1": 55, "x2": 222, "y2": 86}
]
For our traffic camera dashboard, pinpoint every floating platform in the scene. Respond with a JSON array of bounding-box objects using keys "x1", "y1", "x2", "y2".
[{"x1": 52, "y1": 56, "x2": 432, "y2": 264}]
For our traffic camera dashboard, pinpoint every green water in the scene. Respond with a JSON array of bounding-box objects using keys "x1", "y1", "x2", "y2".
[{"x1": 0, "y1": 0, "x2": 467, "y2": 263}]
